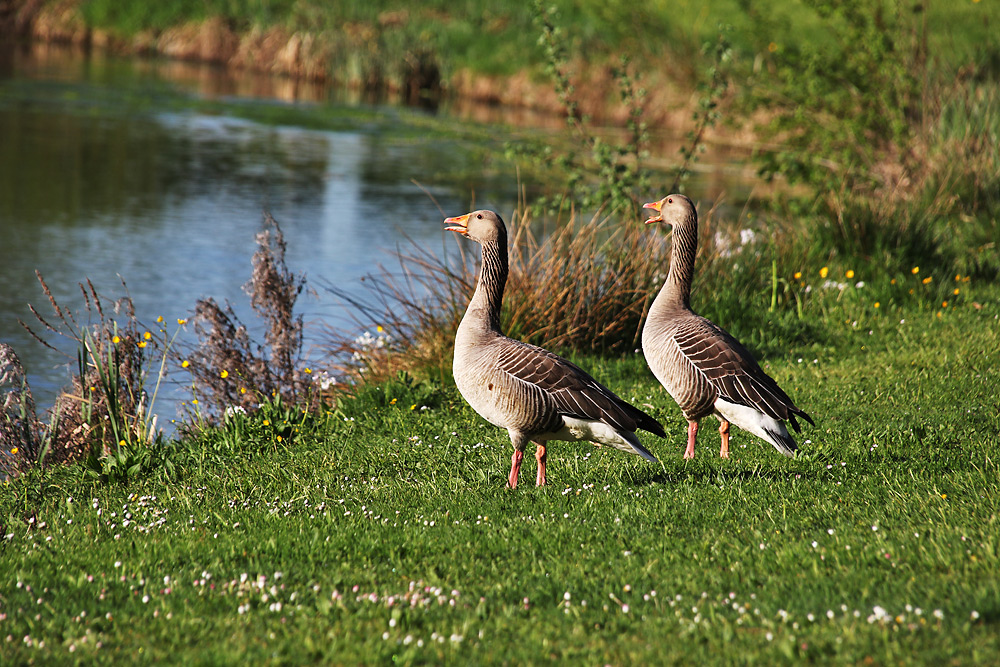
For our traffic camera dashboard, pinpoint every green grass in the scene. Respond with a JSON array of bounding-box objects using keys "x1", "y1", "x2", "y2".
[
  {"x1": 2, "y1": 279, "x2": 998, "y2": 664},
  {"x1": 71, "y1": 0, "x2": 1000, "y2": 79}
]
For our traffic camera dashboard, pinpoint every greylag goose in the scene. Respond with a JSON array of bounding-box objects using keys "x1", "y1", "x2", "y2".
[
  {"x1": 640, "y1": 194, "x2": 813, "y2": 459},
  {"x1": 445, "y1": 209, "x2": 665, "y2": 488}
]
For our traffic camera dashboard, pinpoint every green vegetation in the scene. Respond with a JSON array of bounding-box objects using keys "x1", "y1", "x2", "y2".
[
  {"x1": 3, "y1": 1, "x2": 999, "y2": 663},
  {"x1": 2, "y1": 276, "x2": 998, "y2": 663}
]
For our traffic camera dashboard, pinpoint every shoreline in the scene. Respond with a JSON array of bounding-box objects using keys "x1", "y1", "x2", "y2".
[{"x1": 1, "y1": 0, "x2": 721, "y2": 135}]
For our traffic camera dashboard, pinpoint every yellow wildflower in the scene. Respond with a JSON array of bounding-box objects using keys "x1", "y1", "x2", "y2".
[
  {"x1": 390, "y1": 398, "x2": 398, "y2": 405},
  {"x1": 911, "y1": 266, "x2": 919, "y2": 274},
  {"x1": 263, "y1": 420, "x2": 270, "y2": 426},
  {"x1": 819, "y1": 266, "x2": 829, "y2": 278},
  {"x1": 220, "y1": 370, "x2": 229, "y2": 379},
  {"x1": 377, "y1": 325, "x2": 384, "y2": 333},
  {"x1": 157, "y1": 316, "x2": 164, "y2": 323},
  {"x1": 144, "y1": 331, "x2": 152, "y2": 340},
  {"x1": 10, "y1": 447, "x2": 17, "y2": 455},
  {"x1": 953, "y1": 288, "x2": 960, "y2": 296},
  {"x1": 922, "y1": 277, "x2": 932, "y2": 284},
  {"x1": 845, "y1": 270, "x2": 855, "y2": 279},
  {"x1": 182, "y1": 360, "x2": 190, "y2": 368},
  {"x1": 768, "y1": 42, "x2": 778, "y2": 52},
  {"x1": 793, "y1": 271, "x2": 802, "y2": 280},
  {"x1": 304, "y1": 368, "x2": 312, "y2": 374},
  {"x1": 138, "y1": 341, "x2": 147, "y2": 348},
  {"x1": 276, "y1": 435, "x2": 283, "y2": 442},
  {"x1": 119, "y1": 440, "x2": 126, "y2": 447},
  {"x1": 192, "y1": 399, "x2": 198, "y2": 405},
  {"x1": 112, "y1": 335, "x2": 121, "y2": 344},
  {"x1": 942, "y1": 301, "x2": 948, "y2": 308},
  {"x1": 411, "y1": 404, "x2": 417, "y2": 410},
  {"x1": 874, "y1": 302, "x2": 880, "y2": 309},
  {"x1": 240, "y1": 387, "x2": 247, "y2": 394},
  {"x1": 890, "y1": 278, "x2": 896, "y2": 285},
  {"x1": 955, "y1": 274, "x2": 961, "y2": 282}
]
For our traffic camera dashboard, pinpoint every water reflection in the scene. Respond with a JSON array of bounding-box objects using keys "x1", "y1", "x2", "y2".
[
  {"x1": 0, "y1": 44, "x2": 520, "y2": 415},
  {"x1": 0, "y1": 41, "x2": 755, "y2": 422}
]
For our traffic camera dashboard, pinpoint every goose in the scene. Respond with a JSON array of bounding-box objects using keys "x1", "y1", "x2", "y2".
[
  {"x1": 640, "y1": 194, "x2": 813, "y2": 459},
  {"x1": 444, "y1": 209, "x2": 665, "y2": 488}
]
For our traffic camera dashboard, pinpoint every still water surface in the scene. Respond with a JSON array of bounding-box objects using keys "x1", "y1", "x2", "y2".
[
  {"x1": 0, "y1": 43, "x2": 749, "y2": 421},
  {"x1": 0, "y1": 44, "x2": 527, "y2": 415}
]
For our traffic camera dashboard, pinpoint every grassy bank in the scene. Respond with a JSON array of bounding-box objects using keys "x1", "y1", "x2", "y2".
[
  {"x1": 2, "y1": 277, "x2": 998, "y2": 663},
  {"x1": 3, "y1": 1, "x2": 999, "y2": 663}
]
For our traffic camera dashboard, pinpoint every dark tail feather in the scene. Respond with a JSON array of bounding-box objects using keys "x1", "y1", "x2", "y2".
[
  {"x1": 764, "y1": 425, "x2": 798, "y2": 457},
  {"x1": 787, "y1": 409, "x2": 815, "y2": 433}
]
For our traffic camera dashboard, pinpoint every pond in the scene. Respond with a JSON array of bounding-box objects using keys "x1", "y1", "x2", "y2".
[{"x1": 0, "y1": 41, "x2": 753, "y2": 421}]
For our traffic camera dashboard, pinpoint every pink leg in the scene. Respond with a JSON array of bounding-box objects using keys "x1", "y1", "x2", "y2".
[
  {"x1": 719, "y1": 420, "x2": 730, "y2": 459},
  {"x1": 684, "y1": 420, "x2": 699, "y2": 459},
  {"x1": 535, "y1": 443, "x2": 547, "y2": 487},
  {"x1": 508, "y1": 450, "x2": 524, "y2": 489}
]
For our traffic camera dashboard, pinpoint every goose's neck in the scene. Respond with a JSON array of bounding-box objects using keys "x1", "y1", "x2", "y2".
[
  {"x1": 655, "y1": 217, "x2": 698, "y2": 313},
  {"x1": 464, "y1": 239, "x2": 507, "y2": 333}
]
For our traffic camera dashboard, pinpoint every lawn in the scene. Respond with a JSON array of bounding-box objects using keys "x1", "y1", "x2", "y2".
[{"x1": 2, "y1": 278, "x2": 997, "y2": 664}]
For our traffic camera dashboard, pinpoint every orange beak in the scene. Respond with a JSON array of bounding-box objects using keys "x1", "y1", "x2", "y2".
[
  {"x1": 444, "y1": 213, "x2": 470, "y2": 235},
  {"x1": 642, "y1": 199, "x2": 664, "y2": 224}
]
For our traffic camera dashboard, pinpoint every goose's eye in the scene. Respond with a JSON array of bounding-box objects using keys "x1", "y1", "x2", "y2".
[
  {"x1": 667, "y1": 198, "x2": 673, "y2": 204},
  {"x1": 477, "y1": 214, "x2": 483, "y2": 219}
]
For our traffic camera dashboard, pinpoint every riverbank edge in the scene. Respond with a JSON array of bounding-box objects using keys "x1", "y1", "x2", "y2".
[{"x1": 1, "y1": 0, "x2": 719, "y2": 134}]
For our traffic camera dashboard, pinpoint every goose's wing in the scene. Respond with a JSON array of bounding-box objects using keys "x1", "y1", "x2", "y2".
[
  {"x1": 673, "y1": 317, "x2": 814, "y2": 431},
  {"x1": 496, "y1": 338, "x2": 666, "y2": 437}
]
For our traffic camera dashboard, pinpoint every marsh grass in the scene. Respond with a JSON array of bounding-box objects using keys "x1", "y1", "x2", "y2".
[
  {"x1": 178, "y1": 213, "x2": 315, "y2": 425},
  {"x1": 1, "y1": 274, "x2": 181, "y2": 482}
]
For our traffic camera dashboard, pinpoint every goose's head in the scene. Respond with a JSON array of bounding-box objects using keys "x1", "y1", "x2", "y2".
[
  {"x1": 444, "y1": 209, "x2": 506, "y2": 245},
  {"x1": 642, "y1": 194, "x2": 696, "y2": 228}
]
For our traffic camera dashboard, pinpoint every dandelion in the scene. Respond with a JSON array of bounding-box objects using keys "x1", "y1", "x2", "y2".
[
  {"x1": 192, "y1": 399, "x2": 199, "y2": 405},
  {"x1": 922, "y1": 277, "x2": 932, "y2": 284},
  {"x1": 10, "y1": 447, "x2": 17, "y2": 455},
  {"x1": 181, "y1": 360, "x2": 190, "y2": 368},
  {"x1": 112, "y1": 336, "x2": 121, "y2": 344},
  {"x1": 143, "y1": 331, "x2": 152, "y2": 340},
  {"x1": 262, "y1": 420, "x2": 270, "y2": 426},
  {"x1": 793, "y1": 271, "x2": 802, "y2": 280},
  {"x1": 240, "y1": 387, "x2": 247, "y2": 394},
  {"x1": 845, "y1": 270, "x2": 855, "y2": 279},
  {"x1": 953, "y1": 288, "x2": 960, "y2": 295},
  {"x1": 220, "y1": 370, "x2": 229, "y2": 379},
  {"x1": 819, "y1": 266, "x2": 829, "y2": 278},
  {"x1": 911, "y1": 266, "x2": 919, "y2": 274},
  {"x1": 874, "y1": 302, "x2": 880, "y2": 309},
  {"x1": 942, "y1": 301, "x2": 948, "y2": 308},
  {"x1": 410, "y1": 404, "x2": 417, "y2": 410},
  {"x1": 890, "y1": 278, "x2": 896, "y2": 285},
  {"x1": 156, "y1": 316, "x2": 163, "y2": 323},
  {"x1": 390, "y1": 398, "x2": 397, "y2": 405}
]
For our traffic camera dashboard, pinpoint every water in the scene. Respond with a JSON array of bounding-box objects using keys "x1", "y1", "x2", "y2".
[
  {"x1": 0, "y1": 43, "x2": 529, "y2": 417},
  {"x1": 0, "y1": 42, "x2": 754, "y2": 423}
]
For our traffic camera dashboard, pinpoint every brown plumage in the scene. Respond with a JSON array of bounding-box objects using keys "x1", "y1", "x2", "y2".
[
  {"x1": 640, "y1": 194, "x2": 814, "y2": 458},
  {"x1": 445, "y1": 209, "x2": 665, "y2": 487}
]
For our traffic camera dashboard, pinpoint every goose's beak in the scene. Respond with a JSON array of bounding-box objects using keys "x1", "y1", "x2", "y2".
[
  {"x1": 643, "y1": 199, "x2": 664, "y2": 224},
  {"x1": 444, "y1": 213, "x2": 470, "y2": 235}
]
